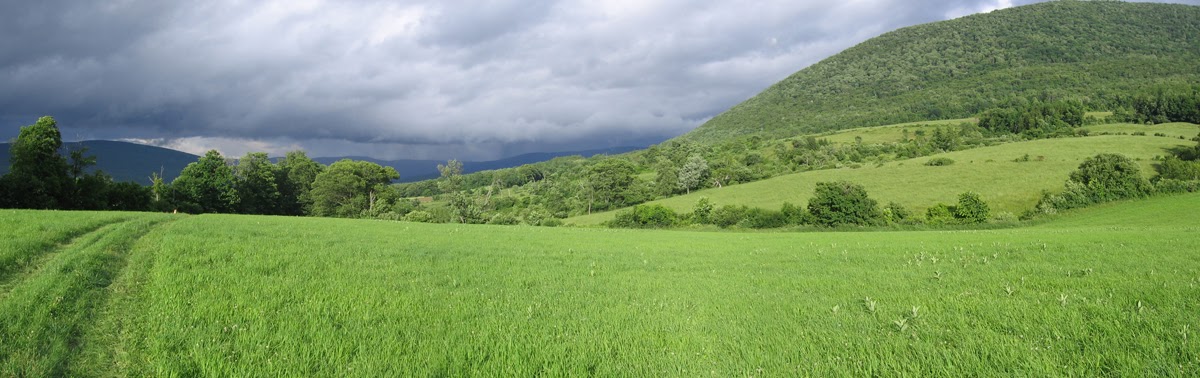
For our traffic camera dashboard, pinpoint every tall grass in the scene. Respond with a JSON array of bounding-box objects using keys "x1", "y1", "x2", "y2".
[
  {"x1": 0, "y1": 214, "x2": 177, "y2": 376},
  {"x1": 0, "y1": 210, "x2": 134, "y2": 282},
  {"x1": 54, "y1": 193, "x2": 1200, "y2": 376}
]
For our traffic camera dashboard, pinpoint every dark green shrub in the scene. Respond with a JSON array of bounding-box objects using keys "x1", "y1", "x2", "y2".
[
  {"x1": 954, "y1": 192, "x2": 990, "y2": 224},
  {"x1": 883, "y1": 202, "x2": 912, "y2": 224},
  {"x1": 608, "y1": 204, "x2": 680, "y2": 229},
  {"x1": 925, "y1": 203, "x2": 957, "y2": 225},
  {"x1": 1154, "y1": 156, "x2": 1200, "y2": 181},
  {"x1": 780, "y1": 202, "x2": 811, "y2": 225},
  {"x1": 711, "y1": 205, "x2": 749, "y2": 228},
  {"x1": 1154, "y1": 179, "x2": 1200, "y2": 194},
  {"x1": 1035, "y1": 153, "x2": 1154, "y2": 215},
  {"x1": 691, "y1": 197, "x2": 714, "y2": 224},
  {"x1": 807, "y1": 181, "x2": 883, "y2": 227},
  {"x1": 739, "y1": 208, "x2": 788, "y2": 229},
  {"x1": 1068, "y1": 153, "x2": 1152, "y2": 202}
]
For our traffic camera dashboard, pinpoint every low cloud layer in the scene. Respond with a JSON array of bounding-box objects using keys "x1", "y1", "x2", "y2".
[{"x1": 2, "y1": 0, "x2": 1195, "y2": 160}]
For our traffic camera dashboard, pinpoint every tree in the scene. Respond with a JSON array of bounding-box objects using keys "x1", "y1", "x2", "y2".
[
  {"x1": 1068, "y1": 153, "x2": 1152, "y2": 202},
  {"x1": 692, "y1": 197, "x2": 714, "y2": 224},
  {"x1": 63, "y1": 145, "x2": 113, "y2": 210},
  {"x1": 276, "y1": 151, "x2": 325, "y2": 215},
  {"x1": 234, "y1": 152, "x2": 281, "y2": 215},
  {"x1": 172, "y1": 150, "x2": 240, "y2": 213},
  {"x1": 107, "y1": 181, "x2": 152, "y2": 211},
  {"x1": 1155, "y1": 156, "x2": 1200, "y2": 181},
  {"x1": 437, "y1": 159, "x2": 464, "y2": 193},
  {"x1": 954, "y1": 192, "x2": 990, "y2": 224},
  {"x1": 1036, "y1": 153, "x2": 1154, "y2": 213},
  {"x1": 434, "y1": 159, "x2": 484, "y2": 223},
  {"x1": 807, "y1": 181, "x2": 883, "y2": 227},
  {"x1": 5, "y1": 116, "x2": 71, "y2": 209},
  {"x1": 586, "y1": 158, "x2": 636, "y2": 212},
  {"x1": 653, "y1": 157, "x2": 679, "y2": 196},
  {"x1": 310, "y1": 160, "x2": 399, "y2": 217},
  {"x1": 676, "y1": 154, "x2": 709, "y2": 194}
]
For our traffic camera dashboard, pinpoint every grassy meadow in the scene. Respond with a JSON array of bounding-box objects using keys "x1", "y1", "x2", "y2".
[
  {"x1": 1, "y1": 193, "x2": 1198, "y2": 375},
  {"x1": 568, "y1": 131, "x2": 1196, "y2": 226}
]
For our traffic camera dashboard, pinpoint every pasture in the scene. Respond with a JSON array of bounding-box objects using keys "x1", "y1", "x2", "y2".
[
  {"x1": 0, "y1": 193, "x2": 1198, "y2": 375},
  {"x1": 568, "y1": 132, "x2": 1195, "y2": 226}
]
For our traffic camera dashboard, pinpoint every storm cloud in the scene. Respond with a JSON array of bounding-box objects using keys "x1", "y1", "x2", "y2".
[{"x1": 2, "y1": 0, "x2": 1196, "y2": 160}]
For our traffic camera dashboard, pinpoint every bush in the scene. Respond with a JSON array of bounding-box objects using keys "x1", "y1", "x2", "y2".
[
  {"x1": 925, "y1": 203, "x2": 957, "y2": 225},
  {"x1": 882, "y1": 202, "x2": 912, "y2": 225},
  {"x1": 608, "y1": 204, "x2": 680, "y2": 229},
  {"x1": 404, "y1": 210, "x2": 433, "y2": 223},
  {"x1": 1153, "y1": 179, "x2": 1200, "y2": 194},
  {"x1": 1035, "y1": 153, "x2": 1154, "y2": 214},
  {"x1": 954, "y1": 192, "x2": 990, "y2": 224},
  {"x1": 711, "y1": 205, "x2": 749, "y2": 228},
  {"x1": 992, "y1": 211, "x2": 1018, "y2": 223},
  {"x1": 1154, "y1": 156, "x2": 1200, "y2": 181},
  {"x1": 924, "y1": 157, "x2": 955, "y2": 166},
  {"x1": 739, "y1": 208, "x2": 788, "y2": 229},
  {"x1": 1068, "y1": 153, "x2": 1152, "y2": 202},
  {"x1": 780, "y1": 202, "x2": 811, "y2": 225},
  {"x1": 807, "y1": 181, "x2": 883, "y2": 227},
  {"x1": 691, "y1": 197, "x2": 714, "y2": 224},
  {"x1": 487, "y1": 213, "x2": 520, "y2": 225}
]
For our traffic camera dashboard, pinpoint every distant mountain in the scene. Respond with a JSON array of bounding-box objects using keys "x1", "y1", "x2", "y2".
[
  {"x1": 0, "y1": 140, "x2": 640, "y2": 185},
  {"x1": 682, "y1": 1, "x2": 1200, "y2": 143},
  {"x1": 313, "y1": 146, "x2": 642, "y2": 183},
  {"x1": 0, "y1": 140, "x2": 199, "y2": 185}
]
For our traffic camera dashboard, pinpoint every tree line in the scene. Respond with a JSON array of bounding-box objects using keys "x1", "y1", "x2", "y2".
[{"x1": 0, "y1": 116, "x2": 413, "y2": 218}]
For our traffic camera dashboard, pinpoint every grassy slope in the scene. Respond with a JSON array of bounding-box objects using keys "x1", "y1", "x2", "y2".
[
  {"x1": 23, "y1": 193, "x2": 1186, "y2": 376},
  {"x1": 804, "y1": 118, "x2": 975, "y2": 145},
  {"x1": 1082, "y1": 122, "x2": 1200, "y2": 140},
  {"x1": 568, "y1": 130, "x2": 1196, "y2": 226}
]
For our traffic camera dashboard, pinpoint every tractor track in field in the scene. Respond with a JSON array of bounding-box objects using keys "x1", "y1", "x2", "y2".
[
  {"x1": 0, "y1": 214, "x2": 180, "y2": 376},
  {"x1": 0, "y1": 216, "x2": 135, "y2": 286},
  {"x1": 0, "y1": 217, "x2": 139, "y2": 300}
]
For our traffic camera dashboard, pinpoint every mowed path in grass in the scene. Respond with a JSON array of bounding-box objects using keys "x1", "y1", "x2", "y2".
[
  {"x1": 568, "y1": 132, "x2": 1196, "y2": 226},
  {"x1": 0, "y1": 211, "x2": 181, "y2": 376},
  {"x1": 4, "y1": 193, "x2": 1194, "y2": 376}
]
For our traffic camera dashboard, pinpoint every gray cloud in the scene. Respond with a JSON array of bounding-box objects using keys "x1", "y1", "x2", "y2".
[{"x1": 2, "y1": 0, "x2": 1197, "y2": 160}]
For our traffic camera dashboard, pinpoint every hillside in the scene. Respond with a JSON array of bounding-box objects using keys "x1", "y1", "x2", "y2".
[
  {"x1": 316, "y1": 146, "x2": 641, "y2": 183},
  {"x1": 568, "y1": 124, "x2": 1197, "y2": 225},
  {"x1": 682, "y1": 1, "x2": 1200, "y2": 143}
]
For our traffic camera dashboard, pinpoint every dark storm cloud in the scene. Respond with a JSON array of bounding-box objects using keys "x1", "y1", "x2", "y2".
[{"x1": 2, "y1": 0, "x2": 1196, "y2": 159}]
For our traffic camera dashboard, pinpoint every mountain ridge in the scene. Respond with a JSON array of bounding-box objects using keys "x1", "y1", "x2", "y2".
[
  {"x1": 681, "y1": 1, "x2": 1200, "y2": 143},
  {"x1": 0, "y1": 140, "x2": 642, "y2": 185}
]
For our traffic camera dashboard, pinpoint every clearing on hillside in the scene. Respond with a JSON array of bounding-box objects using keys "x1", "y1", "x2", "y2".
[{"x1": 568, "y1": 131, "x2": 1194, "y2": 226}]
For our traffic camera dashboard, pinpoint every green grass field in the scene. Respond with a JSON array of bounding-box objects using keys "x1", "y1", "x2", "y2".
[
  {"x1": 1081, "y1": 122, "x2": 1200, "y2": 140},
  {"x1": 811, "y1": 117, "x2": 976, "y2": 145},
  {"x1": 1, "y1": 193, "x2": 1198, "y2": 375},
  {"x1": 569, "y1": 132, "x2": 1196, "y2": 226}
]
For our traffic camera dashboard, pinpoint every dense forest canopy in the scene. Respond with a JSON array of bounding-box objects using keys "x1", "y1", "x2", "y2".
[{"x1": 682, "y1": 1, "x2": 1200, "y2": 143}]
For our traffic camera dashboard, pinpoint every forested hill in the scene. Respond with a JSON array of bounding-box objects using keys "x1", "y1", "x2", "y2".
[{"x1": 681, "y1": 1, "x2": 1200, "y2": 143}]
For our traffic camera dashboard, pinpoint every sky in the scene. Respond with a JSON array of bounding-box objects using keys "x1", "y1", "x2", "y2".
[{"x1": 2, "y1": 0, "x2": 1197, "y2": 160}]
